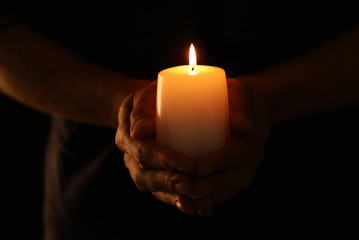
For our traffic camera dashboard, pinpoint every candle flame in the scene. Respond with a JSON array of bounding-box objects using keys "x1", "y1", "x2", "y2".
[{"x1": 189, "y1": 43, "x2": 196, "y2": 75}]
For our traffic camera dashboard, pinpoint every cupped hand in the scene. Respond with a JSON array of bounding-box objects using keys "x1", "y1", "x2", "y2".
[
  {"x1": 192, "y1": 77, "x2": 270, "y2": 216},
  {"x1": 115, "y1": 81, "x2": 197, "y2": 214},
  {"x1": 115, "y1": 77, "x2": 270, "y2": 216}
]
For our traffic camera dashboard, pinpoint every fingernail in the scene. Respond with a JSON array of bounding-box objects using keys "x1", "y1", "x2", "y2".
[
  {"x1": 175, "y1": 199, "x2": 194, "y2": 215},
  {"x1": 174, "y1": 182, "x2": 191, "y2": 197},
  {"x1": 175, "y1": 199, "x2": 182, "y2": 209},
  {"x1": 193, "y1": 186, "x2": 213, "y2": 200}
]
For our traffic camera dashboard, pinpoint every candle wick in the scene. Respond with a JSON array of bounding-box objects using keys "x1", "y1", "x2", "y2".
[{"x1": 192, "y1": 67, "x2": 194, "y2": 71}]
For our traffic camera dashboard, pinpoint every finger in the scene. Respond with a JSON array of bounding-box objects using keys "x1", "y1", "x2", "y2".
[
  {"x1": 126, "y1": 139, "x2": 195, "y2": 173},
  {"x1": 227, "y1": 78, "x2": 254, "y2": 115},
  {"x1": 152, "y1": 192, "x2": 195, "y2": 215},
  {"x1": 230, "y1": 110, "x2": 253, "y2": 135},
  {"x1": 130, "y1": 82, "x2": 157, "y2": 139},
  {"x1": 193, "y1": 149, "x2": 264, "y2": 205},
  {"x1": 116, "y1": 95, "x2": 195, "y2": 174},
  {"x1": 195, "y1": 135, "x2": 258, "y2": 177},
  {"x1": 227, "y1": 78, "x2": 254, "y2": 135},
  {"x1": 116, "y1": 93, "x2": 135, "y2": 153},
  {"x1": 124, "y1": 153, "x2": 193, "y2": 197}
]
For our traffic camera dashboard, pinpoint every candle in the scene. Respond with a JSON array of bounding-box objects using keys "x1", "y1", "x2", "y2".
[{"x1": 156, "y1": 44, "x2": 229, "y2": 160}]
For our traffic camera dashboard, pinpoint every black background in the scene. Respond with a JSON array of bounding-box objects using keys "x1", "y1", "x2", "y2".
[{"x1": 1, "y1": 94, "x2": 49, "y2": 239}]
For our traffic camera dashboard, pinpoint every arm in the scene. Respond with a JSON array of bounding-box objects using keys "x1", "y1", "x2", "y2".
[
  {"x1": 0, "y1": 26, "x2": 151, "y2": 128},
  {"x1": 242, "y1": 25, "x2": 359, "y2": 125}
]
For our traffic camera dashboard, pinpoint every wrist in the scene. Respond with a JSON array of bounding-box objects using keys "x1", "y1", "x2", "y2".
[
  {"x1": 234, "y1": 75, "x2": 275, "y2": 127},
  {"x1": 98, "y1": 70, "x2": 152, "y2": 128}
]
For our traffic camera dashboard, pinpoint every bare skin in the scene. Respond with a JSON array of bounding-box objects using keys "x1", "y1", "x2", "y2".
[
  {"x1": 0, "y1": 26, "x2": 150, "y2": 127},
  {"x1": 116, "y1": 78, "x2": 269, "y2": 215}
]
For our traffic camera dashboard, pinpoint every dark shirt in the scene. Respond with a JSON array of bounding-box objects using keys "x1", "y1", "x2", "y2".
[{"x1": 2, "y1": 1, "x2": 359, "y2": 239}]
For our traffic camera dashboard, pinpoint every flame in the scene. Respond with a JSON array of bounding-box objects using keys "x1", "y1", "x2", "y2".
[{"x1": 189, "y1": 43, "x2": 196, "y2": 75}]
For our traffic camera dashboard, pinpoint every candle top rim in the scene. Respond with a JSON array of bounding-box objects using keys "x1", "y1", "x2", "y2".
[{"x1": 159, "y1": 65, "x2": 225, "y2": 76}]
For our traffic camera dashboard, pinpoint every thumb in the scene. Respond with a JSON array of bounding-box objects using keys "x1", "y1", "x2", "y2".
[
  {"x1": 230, "y1": 111, "x2": 253, "y2": 135},
  {"x1": 130, "y1": 116, "x2": 154, "y2": 139},
  {"x1": 130, "y1": 83, "x2": 157, "y2": 140}
]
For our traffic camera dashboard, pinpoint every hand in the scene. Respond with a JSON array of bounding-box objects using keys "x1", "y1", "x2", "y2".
[
  {"x1": 192, "y1": 77, "x2": 270, "y2": 216},
  {"x1": 115, "y1": 78, "x2": 270, "y2": 216},
  {"x1": 115, "y1": 81, "x2": 197, "y2": 215}
]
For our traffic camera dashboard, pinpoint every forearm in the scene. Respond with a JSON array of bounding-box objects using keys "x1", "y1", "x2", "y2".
[
  {"x1": 0, "y1": 26, "x2": 150, "y2": 128},
  {"x1": 240, "y1": 25, "x2": 359, "y2": 125}
]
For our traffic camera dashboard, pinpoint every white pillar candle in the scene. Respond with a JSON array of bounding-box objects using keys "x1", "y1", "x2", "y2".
[{"x1": 156, "y1": 44, "x2": 229, "y2": 160}]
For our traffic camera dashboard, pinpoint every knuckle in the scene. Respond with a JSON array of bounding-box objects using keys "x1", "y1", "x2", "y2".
[
  {"x1": 160, "y1": 171, "x2": 177, "y2": 191},
  {"x1": 130, "y1": 106, "x2": 146, "y2": 121},
  {"x1": 134, "y1": 172, "x2": 146, "y2": 192},
  {"x1": 127, "y1": 144, "x2": 145, "y2": 167},
  {"x1": 136, "y1": 147, "x2": 145, "y2": 167},
  {"x1": 135, "y1": 145, "x2": 152, "y2": 168},
  {"x1": 115, "y1": 130, "x2": 126, "y2": 152},
  {"x1": 159, "y1": 150, "x2": 177, "y2": 170}
]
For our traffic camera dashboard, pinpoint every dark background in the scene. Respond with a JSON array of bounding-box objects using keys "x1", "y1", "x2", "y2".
[{"x1": 1, "y1": 94, "x2": 49, "y2": 239}]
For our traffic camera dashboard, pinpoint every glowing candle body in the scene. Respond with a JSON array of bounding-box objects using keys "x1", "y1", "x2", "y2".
[{"x1": 156, "y1": 65, "x2": 229, "y2": 160}]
